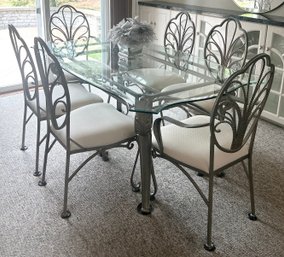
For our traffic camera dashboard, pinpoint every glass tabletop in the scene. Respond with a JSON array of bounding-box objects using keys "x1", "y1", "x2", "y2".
[{"x1": 51, "y1": 41, "x2": 236, "y2": 114}]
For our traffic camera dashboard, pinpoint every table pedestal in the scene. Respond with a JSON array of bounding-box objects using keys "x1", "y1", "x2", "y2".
[{"x1": 134, "y1": 104, "x2": 153, "y2": 214}]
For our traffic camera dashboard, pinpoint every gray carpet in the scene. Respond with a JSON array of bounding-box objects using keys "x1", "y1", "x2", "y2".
[{"x1": 0, "y1": 92, "x2": 283, "y2": 257}]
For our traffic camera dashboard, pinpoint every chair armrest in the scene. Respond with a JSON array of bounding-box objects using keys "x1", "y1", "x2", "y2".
[{"x1": 153, "y1": 116, "x2": 210, "y2": 153}]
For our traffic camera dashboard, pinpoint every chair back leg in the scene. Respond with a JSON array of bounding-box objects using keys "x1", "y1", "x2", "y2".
[
  {"x1": 247, "y1": 157, "x2": 257, "y2": 220},
  {"x1": 20, "y1": 103, "x2": 28, "y2": 151}
]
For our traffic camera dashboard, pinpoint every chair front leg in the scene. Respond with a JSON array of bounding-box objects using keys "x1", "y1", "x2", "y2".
[
  {"x1": 38, "y1": 129, "x2": 50, "y2": 186},
  {"x1": 34, "y1": 117, "x2": 41, "y2": 176},
  {"x1": 61, "y1": 151, "x2": 71, "y2": 219},
  {"x1": 247, "y1": 157, "x2": 257, "y2": 221},
  {"x1": 204, "y1": 171, "x2": 216, "y2": 251}
]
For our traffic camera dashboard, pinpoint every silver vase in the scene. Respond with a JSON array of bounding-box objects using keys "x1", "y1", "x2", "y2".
[{"x1": 117, "y1": 43, "x2": 143, "y2": 70}]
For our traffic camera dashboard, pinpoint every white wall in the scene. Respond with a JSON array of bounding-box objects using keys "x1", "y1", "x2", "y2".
[{"x1": 159, "y1": 0, "x2": 284, "y2": 16}]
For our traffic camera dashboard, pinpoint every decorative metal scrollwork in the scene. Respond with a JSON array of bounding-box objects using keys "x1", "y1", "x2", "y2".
[
  {"x1": 9, "y1": 25, "x2": 39, "y2": 104},
  {"x1": 49, "y1": 5, "x2": 90, "y2": 57},
  {"x1": 211, "y1": 53, "x2": 274, "y2": 153},
  {"x1": 135, "y1": 114, "x2": 153, "y2": 136},
  {"x1": 34, "y1": 37, "x2": 71, "y2": 134},
  {"x1": 204, "y1": 18, "x2": 248, "y2": 81},
  {"x1": 164, "y1": 12, "x2": 196, "y2": 71}
]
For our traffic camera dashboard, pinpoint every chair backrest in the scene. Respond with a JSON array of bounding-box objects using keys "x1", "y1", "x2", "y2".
[
  {"x1": 164, "y1": 11, "x2": 195, "y2": 70},
  {"x1": 204, "y1": 17, "x2": 248, "y2": 79},
  {"x1": 210, "y1": 53, "x2": 274, "y2": 154},
  {"x1": 8, "y1": 24, "x2": 40, "y2": 113},
  {"x1": 49, "y1": 4, "x2": 90, "y2": 57},
  {"x1": 34, "y1": 37, "x2": 71, "y2": 145}
]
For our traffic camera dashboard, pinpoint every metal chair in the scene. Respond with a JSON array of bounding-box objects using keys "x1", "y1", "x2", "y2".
[
  {"x1": 9, "y1": 24, "x2": 103, "y2": 176},
  {"x1": 34, "y1": 37, "x2": 137, "y2": 218},
  {"x1": 197, "y1": 17, "x2": 249, "y2": 113},
  {"x1": 204, "y1": 17, "x2": 248, "y2": 79},
  {"x1": 128, "y1": 11, "x2": 196, "y2": 92},
  {"x1": 164, "y1": 11, "x2": 196, "y2": 71},
  {"x1": 129, "y1": 12, "x2": 195, "y2": 193},
  {"x1": 49, "y1": 4, "x2": 101, "y2": 84},
  {"x1": 152, "y1": 53, "x2": 274, "y2": 251},
  {"x1": 161, "y1": 17, "x2": 249, "y2": 117},
  {"x1": 49, "y1": 4, "x2": 94, "y2": 57}
]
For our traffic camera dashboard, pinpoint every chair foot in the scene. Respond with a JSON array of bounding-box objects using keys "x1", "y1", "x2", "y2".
[
  {"x1": 38, "y1": 180, "x2": 47, "y2": 186},
  {"x1": 61, "y1": 210, "x2": 71, "y2": 219},
  {"x1": 99, "y1": 150, "x2": 109, "y2": 161},
  {"x1": 248, "y1": 213, "x2": 257, "y2": 221},
  {"x1": 132, "y1": 182, "x2": 140, "y2": 192},
  {"x1": 197, "y1": 172, "x2": 204, "y2": 177},
  {"x1": 33, "y1": 171, "x2": 41, "y2": 177},
  {"x1": 217, "y1": 171, "x2": 225, "y2": 178},
  {"x1": 20, "y1": 146, "x2": 28, "y2": 151},
  {"x1": 204, "y1": 243, "x2": 216, "y2": 251},
  {"x1": 150, "y1": 195, "x2": 156, "y2": 201},
  {"x1": 137, "y1": 203, "x2": 152, "y2": 215}
]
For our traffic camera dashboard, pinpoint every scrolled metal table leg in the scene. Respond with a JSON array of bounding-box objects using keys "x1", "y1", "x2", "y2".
[
  {"x1": 135, "y1": 110, "x2": 153, "y2": 215},
  {"x1": 130, "y1": 149, "x2": 141, "y2": 192}
]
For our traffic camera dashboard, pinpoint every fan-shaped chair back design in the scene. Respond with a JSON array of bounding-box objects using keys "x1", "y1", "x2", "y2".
[
  {"x1": 164, "y1": 11, "x2": 195, "y2": 70},
  {"x1": 49, "y1": 4, "x2": 90, "y2": 57},
  {"x1": 34, "y1": 37, "x2": 136, "y2": 218},
  {"x1": 211, "y1": 53, "x2": 274, "y2": 153},
  {"x1": 9, "y1": 24, "x2": 40, "y2": 117},
  {"x1": 34, "y1": 37, "x2": 71, "y2": 143},
  {"x1": 204, "y1": 17, "x2": 248, "y2": 80},
  {"x1": 9, "y1": 24, "x2": 42, "y2": 176},
  {"x1": 152, "y1": 53, "x2": 274, "y2": 251}
]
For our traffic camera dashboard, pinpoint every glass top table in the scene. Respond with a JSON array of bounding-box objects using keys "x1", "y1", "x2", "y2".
[
  {"x1": 51, "y1": 40, "x2": 234, "y2": 214},
  {"x1": 52, "y1": 41, "x2": 235, "y2": 113}
]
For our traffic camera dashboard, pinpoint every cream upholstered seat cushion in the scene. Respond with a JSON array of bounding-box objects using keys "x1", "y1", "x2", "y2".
[
  {"x1": 52, "y1": 103, "x2": 135, "y2": 151},
  {"x1": 194, "y1": 99, "x2": 215, "y2": 113},
  {"x1": 161, "y1": 82, "x2": 221, "y2": 113},
  {"x1": 64, "y1": 83, "x2": 103, "y2": 110},
  {"x1": 28, "y1": 83, "x2": 103, "y2": 119},
  {"x1": 152, "y1": 115, "x2": 249, "y2": 173},
  {"x1": 128, "y1": 68, "x2": 186, "y2": 91}
]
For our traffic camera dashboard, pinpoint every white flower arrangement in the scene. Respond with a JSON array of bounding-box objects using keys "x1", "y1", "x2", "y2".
[{"x1": 109, "y1": 17, "x2": 156, "y2": 47}]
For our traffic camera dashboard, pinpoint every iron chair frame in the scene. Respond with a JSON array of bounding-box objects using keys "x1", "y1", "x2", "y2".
[
  {"x1": 49, "y1": 4, "x2": 102, "y2": 90},
  {"x1": 130, "y1": 11, "x2": 196, "y2": 194},
  {"x1": 152, "y1": 53, "x2": 275, "y2": 251},
  {"x1": 164, "y1": 11, "x2": 196, "y2": 71},
  {"x1": 126, "y1": 11, "x2": 196, "y2": 96},
  {"x1": 50, "y1": 4, "x2": 123, "y2": 110},
  {"x1": 9, "y1": 24, "x2": 46, "y2": 176},
  {"x1": 179, "y1": 17, "x2": 249, "y2": 125},
  {"x1": 49, "y1": 4, "x2": 94, "y2": 57},
  {"x1": 34, "y1": 37, "x2": 137, "y2": 218},
  {"x1": 204, "y1": 17, "x2": 248, "y2": 81}
]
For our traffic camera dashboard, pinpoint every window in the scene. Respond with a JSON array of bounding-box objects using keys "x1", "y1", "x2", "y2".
[{"x1": 0, "y1": 0, "x2": 108, "y2": 92}]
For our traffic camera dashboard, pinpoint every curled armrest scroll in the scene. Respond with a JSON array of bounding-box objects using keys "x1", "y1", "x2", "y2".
[{"x1": 161, "y1": 116, "x2": 210, "y2": 128}]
